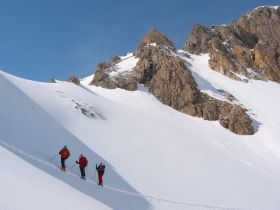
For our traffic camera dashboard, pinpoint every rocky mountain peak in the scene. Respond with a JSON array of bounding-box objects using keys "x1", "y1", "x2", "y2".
[
  {"x1": 237, "y1": 6, "x2": 280, "y2": 54},
  {"x1": 88, "y1": 28, "x2": 254, "y2": 135},
  {"x1": 135, "y1": 29, "x2": 176, "y2": 53},
  {"x1": 182, "y1": 24, "x2": 213, "y2": 54},
  {"x1": 183, "y1": 5, "x2": 280, "y2": 83}
]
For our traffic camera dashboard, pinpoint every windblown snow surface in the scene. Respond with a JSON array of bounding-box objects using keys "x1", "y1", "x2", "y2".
[{"x1": 1, "y1": 50, "x2": 280, "y2": 210}]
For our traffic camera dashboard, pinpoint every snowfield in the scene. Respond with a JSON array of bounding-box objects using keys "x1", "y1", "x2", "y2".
[
  {"x1": 1, "y1": 51, "x2": 280, "y2": 209},
  {"x1": 109, "y1": 53, "x2": 139, "y2": 77}
]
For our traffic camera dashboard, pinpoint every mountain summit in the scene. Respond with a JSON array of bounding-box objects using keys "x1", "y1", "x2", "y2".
[
  {"x1": 88, "y1": 25, "x2": 256, "y2": 134},
  {"x1": 183, "y1": 6, "x2": 280, "y2": 82},
  {"x1": 136, "y1": 29, "x2": 176, "y2": 52},
  {"x1": 56, "y1": 6, "x2": 280, "y2": 135}
]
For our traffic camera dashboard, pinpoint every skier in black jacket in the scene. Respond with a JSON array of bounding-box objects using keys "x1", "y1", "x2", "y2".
[{"x1": 96, "y1": 163, "x2": 105, "y2": 186}]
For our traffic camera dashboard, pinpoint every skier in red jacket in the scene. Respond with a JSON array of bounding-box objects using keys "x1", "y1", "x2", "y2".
[{"x1": 76, "y1": 154, "x2": 88, "y2": 180}]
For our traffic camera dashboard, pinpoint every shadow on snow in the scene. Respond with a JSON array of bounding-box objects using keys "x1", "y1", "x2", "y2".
[{"x1": 0, "y1": 73, "x2": 151, "y2": 210}]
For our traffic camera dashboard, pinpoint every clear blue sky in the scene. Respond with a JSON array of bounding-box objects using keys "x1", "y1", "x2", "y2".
[{"x1": 0, "y1": 0, "x2": 278, "y2": 82}]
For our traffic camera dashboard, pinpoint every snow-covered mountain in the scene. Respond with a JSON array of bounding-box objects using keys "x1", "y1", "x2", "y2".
[
  {"x1": 1, "y1": 51, "x2": 280, "y2": 209},
  {"x1": 1, "y1": 5, "x2": 280, "y2": 210}
]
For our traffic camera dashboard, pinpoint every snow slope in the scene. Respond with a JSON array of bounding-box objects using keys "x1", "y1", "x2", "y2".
[
  {"x1": 111, "y1": 53, "x2": 139, "y2": 76},
  {"x1": 108, "y1": 53, "x2": 139, "y2": 78},
  {"x1": 1, "y1": 50, "x2": 280, "y2": 209}
]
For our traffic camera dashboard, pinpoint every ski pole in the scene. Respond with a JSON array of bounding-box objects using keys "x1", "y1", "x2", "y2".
[
  {"x1": 70, "y1": 161, "x2": 77, "y2": 169},
  {"x1": 50, "y1": 153, "x2": 59, "y2": 161},
  {"x1": 93, "y1": 170, "x2": 97, "y2": 181}
]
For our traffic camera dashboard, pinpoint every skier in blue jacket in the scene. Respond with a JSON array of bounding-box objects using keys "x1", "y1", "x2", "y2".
[{"x1": 96, "y1": 163, "x2": 105, "y2": 186}]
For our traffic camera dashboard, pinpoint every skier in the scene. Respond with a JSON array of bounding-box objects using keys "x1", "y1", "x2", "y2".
[
  {"x1": 96, "y1": 162, "x2": 105, "y2": 186},
  {"x1": 76, "y1": 154, "x2": 88, "y2": 179},
  {"x1": 59, "y1": 145, "x2": 70, "y2": 172}
]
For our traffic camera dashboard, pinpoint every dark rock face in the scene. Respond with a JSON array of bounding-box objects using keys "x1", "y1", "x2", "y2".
[
  {"x1": 134, "y1": 44, "x2": 199, "y2": 109},
  {"x1": 180, "y1": 93, "x2": 254, "y2": 135},
  {"x1": 115, "y1": 74, "x2": 138, "y2": 91},
  {"x1": 238, "y1": 6, "x2": 280, "y2": 81},
  {"x1": 66, "y1": 76, "x2": 80, "y2": 85},
  {"x1": 228, "y1": 20, "x2": 259, "y2": 49},
  {"x1": 183, "y1": 6, "x2": 280, "y2": 82},
  {"x1": 238, "y1": 6, "x2": 280, "y2": 54},
  {"x1": 254, "y1": 40, "x2": 280, "y2": 81},
  {"x1": 134, "y1": 37, "x2": 254, "y2": 135},
  {"x1": 182, "y1": 24, "x2": 214, "y2": 55},
  {"x1": 209, "y1": 39, "x2": 247, "y2": 81}
]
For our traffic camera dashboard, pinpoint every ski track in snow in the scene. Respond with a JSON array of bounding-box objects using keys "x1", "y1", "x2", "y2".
[{"x1": 0, "y1": 140, "x2": 252, "y2": 210}]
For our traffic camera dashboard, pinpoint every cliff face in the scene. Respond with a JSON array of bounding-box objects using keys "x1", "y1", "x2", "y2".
[
  {"x1": 134, "y1": 42, "x2": 254, "y2": 135},
  {"x1": 238, "y1": 6, "x2": 280, "y2": 54},
  {"x1": 88, "y1": 29, "x2": 254, "y2": 135},
  {"x1": 183, "y1": 6, "x2": 280, "y2": 82}
]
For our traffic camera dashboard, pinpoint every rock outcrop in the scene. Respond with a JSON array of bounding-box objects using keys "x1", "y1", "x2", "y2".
[
  {"x1": 110, "y1": 55, "x2": 121, "y2": 64},
  {"x1": 66, "y1": 76, "x2": 80, "y2": 85},
  {"x1": 50, "y1": 78, "x2": 56, "y2": 83},
  {"x1": 134, "y1": 43, "x2": 199, "y2": 108},
  {"x1": 134, "y1": 41, "x2": 253, "y2": 135},
  {"x1": 88, "y1": 55, "x2": 138, "y2": 91},
  {"x1": 238, "y1": 6, "x2": 280, "y2": 54},
  {"x1": 88, "y1": 61, "x2": 115, "y2": 89},
  {"x1": 218, "y1": 89, "x2": 236, "y2": 102},
  {"x1": 89, "y1": 29, "x2": 254, "y2": 135},
  {"x1": 183, "y1": 6, "x2": 280, "y2": 82},
  {"x1": 182, "y1": 24, "x2": 214, "y2": 55},
  {"x1": 136, "y1": 29, "x2": 176, "y2": 52}
]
